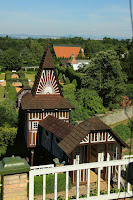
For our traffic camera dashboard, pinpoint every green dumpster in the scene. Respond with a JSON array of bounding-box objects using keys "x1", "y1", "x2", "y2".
[{"x1": 0, "y1": 155, "x2": 30, "y2": 175}]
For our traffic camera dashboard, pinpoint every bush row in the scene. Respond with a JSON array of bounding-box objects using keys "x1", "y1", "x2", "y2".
[
  {"x1": 33, "y1": 173, "x2": 72, "y2": 196},
  {"x1": 55, "y1": 65, "x2": 82, "y2": 88}
]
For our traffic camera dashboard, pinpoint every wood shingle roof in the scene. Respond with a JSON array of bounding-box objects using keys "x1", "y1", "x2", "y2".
[
  {"x1": 39, "y1": 115, "x2": 74, "y2": 139},
  {"x1": 58, "y1": 116, "x2": 129, "y2": 155},
  {"x1": 21, "y1": 93, "x2": 75, "y2": 110}
]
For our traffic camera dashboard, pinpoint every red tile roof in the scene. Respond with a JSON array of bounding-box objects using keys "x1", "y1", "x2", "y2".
[
  {"x1": 53, "y1": 45, "x2": 85, "y2": 58},
  {"x1": 21, "y1": 93, "x2": 75, "y2": 110},
  {"x1": 39, "y1": 115, "x2": 74, "y2": 139}
]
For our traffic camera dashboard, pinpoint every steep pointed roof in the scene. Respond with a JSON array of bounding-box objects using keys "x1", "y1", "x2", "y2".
[
  {"x1": 31, "y1": 47, "x2": 56, "y2": 96},
  {"x1": 68, "y1": 54, "x2": 78, "y2": 64},
  {"x1": 21, "y1": 47, "x2": 75, "y2": 110}
]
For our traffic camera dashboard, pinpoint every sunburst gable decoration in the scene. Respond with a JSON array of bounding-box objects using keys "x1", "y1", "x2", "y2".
[{"x1": 36, "y1": 70, "x2": 60, "y2": 94}]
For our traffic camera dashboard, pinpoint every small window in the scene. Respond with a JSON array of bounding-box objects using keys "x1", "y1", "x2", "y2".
[
  {"x1": 56, "y1": 137, "x2": 60, "y2": 143},
  {"x1": 45, "y1": 130, "x2": 49, "y2": 137},
  {"x1": 32, "y1": 121, "x2": 38, "y2": 129}
]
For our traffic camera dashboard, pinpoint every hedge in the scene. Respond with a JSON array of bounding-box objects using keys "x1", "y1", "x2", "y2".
[
  {"x1": 112, "y1": 124, "x2": 131, "y2": 142},
  {"x1": 33, "y1": 173, "x2": 72, "y2": 196},
  {"x1": 55, "y1": 65, "x2": 82, "y2": 88},
  {"x1": 0, "y1": 86, "x2": 5, "y2": 98}
]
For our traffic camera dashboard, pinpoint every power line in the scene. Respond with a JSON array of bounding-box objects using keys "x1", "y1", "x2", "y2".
[{"x1": 129, "y1": 0, "x2": 133, "y2": 40}]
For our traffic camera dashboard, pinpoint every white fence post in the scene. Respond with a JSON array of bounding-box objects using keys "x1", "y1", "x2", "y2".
[
  {"x1": 54, "y1": 173, "x2": 57, "y2": 200},
  {"x1": 76, "y1": 170, "x2": 79, "y2": 200},
  {"x1": 87, "y1": 168, "x2": 90, "y2": 198},
  {"x1": 65, "y1": 171, "x2": 69, "y2": 200},
  {"x1": 29, "y1": 171, "x2": 34, "y2": 200},
  {"x1": 97, "y1": 167, "x2": 101, "y2": 197},
  {"x1": 43, "y1": 174, "x2": 46, "y2": 200}
]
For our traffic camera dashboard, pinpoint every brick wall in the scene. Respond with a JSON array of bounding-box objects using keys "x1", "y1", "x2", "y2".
[{"x1": 2, "y1": 173, "x2": 28, "y2": 200}]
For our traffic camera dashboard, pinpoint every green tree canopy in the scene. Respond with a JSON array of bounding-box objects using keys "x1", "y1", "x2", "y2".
[
  {"x1": 63, "y1": 84, "x2": 104, "y2": 123},
  {"x1": 81, "y1": 50, "x2": 127, "y2": 106},
  {"x1": 0, "y1": 99, "x2": 18, "y2": 127},
  {"x1": 0, "y1": 123, "x2": 17, "y2": 156},
  {"x1": 2, "y1": 48, "x2": 22, "y2": 71},
  {"x1": 112, "y1": 124, "x2": 131, "y2": 142}
]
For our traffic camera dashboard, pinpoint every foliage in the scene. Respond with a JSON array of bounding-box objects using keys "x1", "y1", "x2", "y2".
[
  {"x1": 5, "y1": 86, "x2": 17, "y2": 101},
  {"x1": 34, "y1": 173, "x2": 72, "y2": 195},
  {"x1": 17, "y1": 71, "x2": 25, "y2": 78},
  {"x1": 65, "y1": 77, "x2": 70, "y2": 84},
  {"x1": 2, "y1": 48, "x2": 22, "y2": 71},
  {"x1": 81, "y1": 50, "x2": 127, "y2": 107},
  {"x1": 0, "y1": 73, "x2": 5, "y2": 80},
  {"x1": 0, "y1": 123, "x2": 17, "y2": 156},
  {"x1": 76, "y1": 88, "x2": 104, "y2": 115},
  {"x1": 72, "y1": 79, "x2": 77, "y2": 87},
  {"x1": 63, "y1": 84, "x2": 104, "y2": 123},
  {"x1": 108, "y1": 103, "x2": 120, "y2": 111},
  {"x1": 0, "y1": 98, "x2": 18, "y2": 127},
  {"x1": 0, "y1": 86, "x2": 5, "y2": 98},
  {"x1": 5, "y1": 71, "x2": 12, "y2": 80},
  {"x1": 121, "y1": 48, "x2": 133, "y2": 83},
  {"x1": 125, "y1": 84, "x2": 133, "y2": 103},
  {"x1": 58, "y1": 72, "x2": 63, "y2": 82},
  {"x1": 112, "y1": 124, "x2": 131, "y2": 141}
]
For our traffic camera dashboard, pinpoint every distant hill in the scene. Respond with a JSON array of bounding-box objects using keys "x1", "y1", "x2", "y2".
[{"x1": 0, "y1": 33, "x2": 130, "y2": 40}]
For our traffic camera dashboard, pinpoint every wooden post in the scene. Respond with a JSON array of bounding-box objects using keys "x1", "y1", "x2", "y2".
[
  {"x1": 120, "y1": 145, "x2": 122, "y2": 159},
  {"x1": 104, "y1": 143, "x2": 108, "y2": 180},
  {"x1": 88, "y1": 145, "x2": 91, "y2": 163},
  {"x1": 31, "y1": 149, "x2": 34, "y2": 166},
  {"x1": 71, "y1": 151, "x2": 74, "y2": 184}
]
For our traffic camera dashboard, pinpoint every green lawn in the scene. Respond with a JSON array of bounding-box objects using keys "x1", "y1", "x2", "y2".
[
  {"x1": 25, "y1": 74, "x2": 36, "y2": 82},
  {"x1": 0, "y1": 73, "x2": 5, "y2": 80}
]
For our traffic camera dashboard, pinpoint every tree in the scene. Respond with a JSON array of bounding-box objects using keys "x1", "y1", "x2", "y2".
[
  {"x1": 0, "y1": 99, "x2": 18, "y2": 127},
  {"x1": 76, "y1": 88, "x2": 104, "y2": 116},
  {"x1": 65, "y1": 77, "x2": 70, "y2": 85},
  {"x1": 121, "y1": 48, "x2": 133, "y2": 82},
  {"x1": 0, "y1": 123, "x2": 17, "y2": 156},
  {"x1": 112, "y1": 124, "x2": 131, "y2": 141},
  {"x1": 2, "y1": 48, "x2": 22, "y2": 71},
  {"x1": 81, "y1": 50, "x2": 127, "y2": 106},
  {"x1": 62, "y1": 84, "x2": 104, "y2": 123}
]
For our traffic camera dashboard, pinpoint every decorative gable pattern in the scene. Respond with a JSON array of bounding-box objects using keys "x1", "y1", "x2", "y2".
[{"x1": 36, "y1": 70, "x2": 60, "y2": 94}]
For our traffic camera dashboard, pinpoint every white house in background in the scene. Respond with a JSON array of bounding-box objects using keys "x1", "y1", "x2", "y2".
[{"x1": 64, "y1": 54, "x2": 90, "y2": 70}]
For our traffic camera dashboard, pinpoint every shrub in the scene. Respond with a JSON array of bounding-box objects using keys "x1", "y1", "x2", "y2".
[
  {"x1": 6, "y1": 86, "x2": 17, "y2": 101},
  {"x1": 109, "y1": 103, "x2": 120, "y2": 111},
  {"x1": 112, "y1": 124, "x2": 131, "y2": 142},
  {"x1": 34, "y1": 173, "x2": 72, "y2": 196},
  {"x1": 17, "y1": 71, "x2": 25, "y2": 79},
  {"x1": 5, "y1": 71, "x2": 12, "y2": 80},
  {"x1": 65, "y1": 77, "x2": 70, "y2": 85},
  {"x1": 0, "y1": 86, "x2": 5, "y2": 98}
]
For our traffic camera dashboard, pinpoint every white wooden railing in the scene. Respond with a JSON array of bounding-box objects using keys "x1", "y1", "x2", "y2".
[
  {"x1": 29, "y1": 159, "x2": 133, "y2": 200},
  {"x1": 30, "y1": 164, "x2": 54, "y2": 170}
]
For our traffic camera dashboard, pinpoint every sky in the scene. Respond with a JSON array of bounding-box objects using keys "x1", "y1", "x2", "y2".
[{"x1": 0, "y1": 0, "x2": 132, "y2": 39}]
